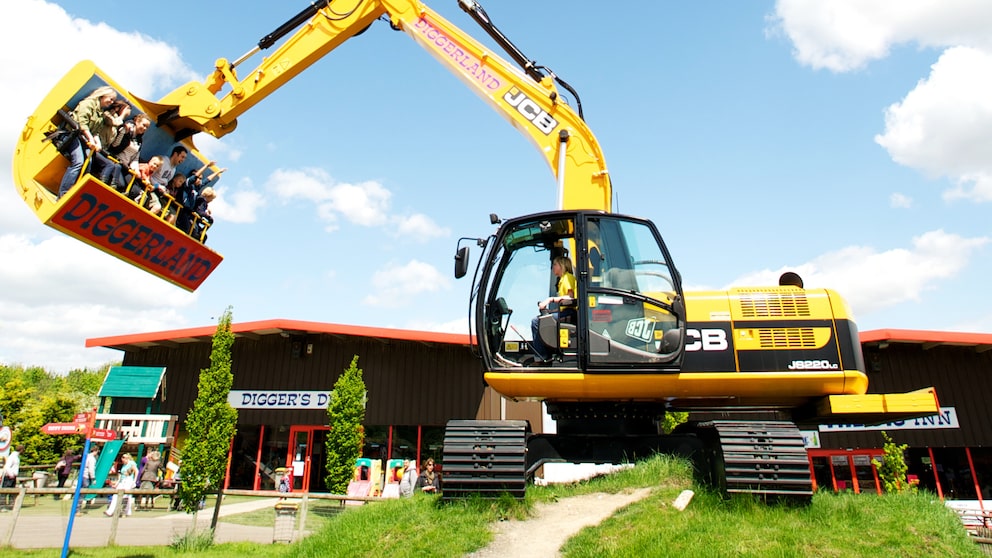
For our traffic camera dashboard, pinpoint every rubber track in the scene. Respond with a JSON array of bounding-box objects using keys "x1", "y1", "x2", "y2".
[
  {"x1": 441, "y1": 420, "x2": 529, "y2": 500},
  {"x1": 705, "y1": 420, "x2": 813, "y2": 499}
]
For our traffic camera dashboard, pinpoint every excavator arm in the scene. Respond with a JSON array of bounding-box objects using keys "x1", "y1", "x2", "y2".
[
  {"x1": 12, "y1": 0, "x2": 610, "y2": 290},
  {"x1": 155, "y1": 0, "x2": 611, "y2": 212}
]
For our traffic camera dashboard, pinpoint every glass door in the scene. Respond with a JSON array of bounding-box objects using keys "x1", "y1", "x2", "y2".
[
  {"x1": 287, "y1": 427, "x2": 312, "y2": 492},
  {"x1": 852, "y1": 453, "x2": 881, "y2": 495},
  {"x1": 285, "y1": 426, "x2": 329, "y2": 492}
]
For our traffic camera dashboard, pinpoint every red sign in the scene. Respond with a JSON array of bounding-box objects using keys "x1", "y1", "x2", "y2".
[
  {"x1": 42, "y1": 422, "x2": 86, "y2": 435},
  {"x1": 49, "y1": 178, "x2": 223, "y2": 291},
  {"x1": 90, "y1": 428, "x2": 117, "y2": 441},
  {"x1": 74, "y1": 413, "x2": 90, "y2": 423}
]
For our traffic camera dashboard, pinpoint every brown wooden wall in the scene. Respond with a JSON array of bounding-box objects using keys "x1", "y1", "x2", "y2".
[
  {"x1": 111, "y1": 334, "x2": 990, "y2": 448},
  {"x1": 113, "y1": 333, "x2": 489, "y2": 427},
  {"x1": 819, "y1": 343, "x2": 992, "y2": 450}
]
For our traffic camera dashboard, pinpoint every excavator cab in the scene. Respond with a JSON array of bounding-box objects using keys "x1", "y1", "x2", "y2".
[
  {"x1": 464, "y1": 210, "x2": 686, "y2": 373},
  {"x1": 13, "y1": 61, "x2": 224, "y2": 291}
]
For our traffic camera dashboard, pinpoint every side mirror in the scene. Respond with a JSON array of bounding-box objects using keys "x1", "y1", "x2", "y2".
[
  {"x1": 660, "y1": 328, "x2": 683, "y2": 355},
  {"x1": 454, "y1": 246, "x2": 470, "y2": 279}
]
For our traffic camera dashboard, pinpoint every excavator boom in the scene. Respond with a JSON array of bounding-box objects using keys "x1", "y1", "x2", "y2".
[{"x1": 156, "y1": 0, "x2": 611, "y2": 211}]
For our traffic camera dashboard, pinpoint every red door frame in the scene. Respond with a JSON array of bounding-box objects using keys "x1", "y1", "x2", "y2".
[
  {"x1": 286, "y1": 425, "x2": 329, "y2": 492},
  {"x1": 808, "y1": 449, "x2": 883, "y2": 494}
]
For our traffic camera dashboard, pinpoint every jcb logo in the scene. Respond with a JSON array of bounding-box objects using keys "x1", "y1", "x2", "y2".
[
  {"x1": 685, "y1": 329, "x2": 728, "y2": 352},
  {"x1": 625, "y1": 318, "x2": 655, "y2": 343},
  {"x1": 504, "y1": 88, "x2": 557, "y2": 135}
]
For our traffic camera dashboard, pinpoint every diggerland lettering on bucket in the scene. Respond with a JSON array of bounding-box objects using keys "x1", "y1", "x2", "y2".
[{"x1": 50, "y1": 178, "x2": 222, "y2": 290}]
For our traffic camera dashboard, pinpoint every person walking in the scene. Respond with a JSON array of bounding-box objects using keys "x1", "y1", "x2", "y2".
[
  {"x1": 2, "y1": 445, "x2": 22, "y2": 508},
  {"x1": 55, "y1": 449, "x2": 76, "y2": 500},
  {"x1": 105, "y1": 453, "x2": 137, "y2": 517},
  {"x1": 398, "y1": 460, "x2": 417, "y2": 498},
  {"x1": 138, "y1": 450, "x2": 161, "y2": 509},
  {"x1": 77, "y1": 447, "x2": 99, "y2": 513}
]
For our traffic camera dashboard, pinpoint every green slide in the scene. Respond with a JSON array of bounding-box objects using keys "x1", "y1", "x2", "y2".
[{"x1": 85, "y1": 439, "x2": 123, "y2": 501}]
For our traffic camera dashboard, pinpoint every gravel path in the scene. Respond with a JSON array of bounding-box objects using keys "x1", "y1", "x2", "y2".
[{"x1": 465, "y1": 488, "x2": 653, "y2": 558}]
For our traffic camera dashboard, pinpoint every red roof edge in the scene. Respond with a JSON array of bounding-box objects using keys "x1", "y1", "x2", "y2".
[
  {"x1": 86, "y1": 318, "x2": 473, "y2": 348},
  {"x1": 860, "y1": 328, "x2": 992, "y2": 345}
]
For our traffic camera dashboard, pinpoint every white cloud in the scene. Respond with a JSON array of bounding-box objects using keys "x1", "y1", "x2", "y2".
[
  {"x1": 730, "y1": 229, "x2": 988, "y2": 318},
  {"x1": 875, "y1": 47, "x2": 992, "y2": 201},
  {"x1": 267, "y1": 168, "x2": 390, "y2": 230},
  {"x1": 193, "y1": 134, "x2": 243, "y2": 164},
  {"x1": 0, "y1": 1, "x2": 193, "y2": 139},
  {"x1": 771, "y1": 2, "x2": 992, "y2": 203},
  {"x1": 266, "y1": 167, "x2": 448, "y2": 238},
  {"x1": 769, "y1": 0, "x2": 992, "y2": 72},
  {"x1": 210, "y1": 177, "x2": 266, "y2": 224},
  {"x1": 889, "y1": 192, "x2": 913, "y2": 208},
  {"x1": 393, "y1": 213, "x2": 450, "y2": 240},
  {"x1": 363, "y1": 260, "x2": 450, "y2": 307},
  {"x1": 0, "y1": 235, "x2": 195, "y2": 372}
]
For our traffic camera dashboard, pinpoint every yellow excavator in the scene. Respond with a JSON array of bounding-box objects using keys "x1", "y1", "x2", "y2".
[{"x1": 13, "y1": 0, "x2": 938, "y2": 499}]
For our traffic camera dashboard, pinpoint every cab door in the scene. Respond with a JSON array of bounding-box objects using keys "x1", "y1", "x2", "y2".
[{"x1": 582, "y1": 215, "x2": 684, "y2": 370}]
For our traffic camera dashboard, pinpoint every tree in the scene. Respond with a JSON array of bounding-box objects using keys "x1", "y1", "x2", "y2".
[
  {"x1": 176, "y1": 307, "x2": 239, "y2": 513},
  {"x1": 872, "y1": 431, "x2": 911, "y2": 493},
  {"x1": 0, "y1": 376, "x2": 32, "y2": 427},
  {"x1": 661, "y1": 411, "x2": 689, "y2": 434},
  {"x1": 325, "y1": 355, "x2": 367, "y2": 494},
  {"x1": 15, "y1": 394, "x2": 82, "y2": 465},
  {"x1": 0, "y1": 364, "x2": 107, "y2": 465}
]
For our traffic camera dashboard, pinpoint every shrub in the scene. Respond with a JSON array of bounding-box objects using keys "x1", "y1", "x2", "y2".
[
  {"x1": 872, "y1": 431, "x2": 911, "y2": 493},
  {"x1": 325, "y1": 355, "x2": 367, "y2": 494}
]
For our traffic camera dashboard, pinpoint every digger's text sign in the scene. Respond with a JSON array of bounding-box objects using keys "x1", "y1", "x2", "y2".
[{"x1": 228, "y1": 390, "x2": 330, "y2": 410}]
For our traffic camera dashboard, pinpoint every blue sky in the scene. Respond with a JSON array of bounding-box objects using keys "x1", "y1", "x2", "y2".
[{"x1": 2, "y1": 0, "x2": 990, "y2": 372}]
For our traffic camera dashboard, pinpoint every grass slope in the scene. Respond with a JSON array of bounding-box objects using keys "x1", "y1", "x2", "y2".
[{"x1": 16, "y1": 456, "x2": 983, "y2": 557}]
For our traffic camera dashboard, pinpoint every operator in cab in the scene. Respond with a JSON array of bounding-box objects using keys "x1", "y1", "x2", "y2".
[{"x1": 529, "y1": 256, "x2": 577, "y2": 364}]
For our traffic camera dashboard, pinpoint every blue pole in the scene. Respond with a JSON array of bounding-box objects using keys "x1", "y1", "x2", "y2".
[{"x1": 62, "y1": 437, "x2": 91, "y2": 558}]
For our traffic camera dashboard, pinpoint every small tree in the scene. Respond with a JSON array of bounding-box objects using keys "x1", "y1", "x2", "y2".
[
  {"x1": 177, "y1": 307, "x2": 239, "y2": 513},
  {"x1": 16, "y1": 394, "x2": 81, "y2": 465},
  {"x1": 872, "y1": 431, "x2": 911, "y2": 493},
  {"x1": 325, "y1": 355, "x2": 367, "y2": 494},
  {"x1": 661, "y1": 411, "x2": 689, "y2": 434}
]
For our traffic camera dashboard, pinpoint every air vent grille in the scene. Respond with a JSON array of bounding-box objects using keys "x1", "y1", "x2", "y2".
[
  {"x1": 738, "y1": 292, "x2": 810, "y2": 318},
  {"x1": 758, "y1": 328, "x2": 818, "y2": 349}
]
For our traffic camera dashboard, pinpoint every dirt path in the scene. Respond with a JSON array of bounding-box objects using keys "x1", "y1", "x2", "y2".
[{"x1": 465, "y1": 487, "x2": 653, "y2": 558}]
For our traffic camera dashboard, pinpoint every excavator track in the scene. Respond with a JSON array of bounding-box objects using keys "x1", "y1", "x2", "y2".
[
  {"x1": 441, "y1": 419, "x2": 529, "y2": 500},
  {"x1": 698, "y1": 420, "x2": 813, "y2": 501}
]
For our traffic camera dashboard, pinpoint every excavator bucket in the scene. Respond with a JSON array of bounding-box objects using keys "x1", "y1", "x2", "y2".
[{"x1": 12, "y1": 61, "x2": 223, "y2": 291}]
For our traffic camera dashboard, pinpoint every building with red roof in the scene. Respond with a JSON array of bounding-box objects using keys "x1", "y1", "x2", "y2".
[{"x1": 88, "y1": 323, "x2": 992, "y2": 499}]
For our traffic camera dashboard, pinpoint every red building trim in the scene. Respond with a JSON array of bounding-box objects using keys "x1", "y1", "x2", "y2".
[
  {"x1": 86, "y1": 318, "x2": 473, "y2": 350},
  {"x1": 860, "y1": 329, "x2": 992, "y2": 347}
]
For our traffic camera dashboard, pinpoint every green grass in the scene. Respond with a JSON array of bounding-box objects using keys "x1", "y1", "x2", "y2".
[
  {"x1": 11, "y1": 456, "x2": 985, "y2": 557},
  {"x1": 561, "y1": 489, "x2": 980, "y2": 558},
  {"x1": 18, "y1": 541, "x2": 267, "y2": 558}
]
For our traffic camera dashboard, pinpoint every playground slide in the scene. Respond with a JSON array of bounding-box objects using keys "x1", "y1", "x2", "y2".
[
  {"x1": 382, "y1": 458, "x2": 404, "y2": 498},
  {"x1": 86, "y1": 439, "x2": 123, "y2": 500},
  {"x1": 345, "y1": 480, "x2": 371, "y2": 505}
]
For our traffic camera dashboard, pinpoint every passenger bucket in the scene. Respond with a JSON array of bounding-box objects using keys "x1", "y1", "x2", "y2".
[{"x1": 13, "y1": 60, "x2": 223, "y2": 291}]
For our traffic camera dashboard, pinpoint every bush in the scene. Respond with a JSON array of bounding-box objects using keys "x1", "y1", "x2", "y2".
[
  {"x1": 325, "y1": 356, "x2": 367, "y2": 494},
  {"x1": 872, "y1": 431, "x2": 911, "y2": 493}
]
